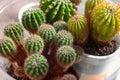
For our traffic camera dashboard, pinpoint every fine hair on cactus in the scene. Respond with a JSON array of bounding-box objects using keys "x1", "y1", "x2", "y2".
[
  {"x1": 25, "y1": 34, "x2": 44, "y2": 55},
  {"x1": 40, "y1": 0, "x2": 76, "y2": 23},
  {"x1": 24, "y1": 54, "x2": 48, "y2": 80},
  {"x1": 22, "y1": 8, "x2": 45, "y2": 33}
]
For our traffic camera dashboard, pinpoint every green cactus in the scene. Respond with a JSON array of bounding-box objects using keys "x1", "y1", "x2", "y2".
[
  {"x1": 24, "y1": 54, "x2": 48, "y2": 79},
  {"x1": 68, "y1": 14, "x2": 89, "y2": 44},
  {"x1": 4, "y1": 22, "x2": 23, "y2": 43},
  {"x1": 91, "y1": 2, "x2": 120, "y2": 43},
  {"x1": 56, "y1": 30, "x2": 73, "y2": 47},
  {"x1": 25, "y1": 34, "x2": 44, "y2": 54},
  {"x1": 57, "y1": 46, "x2": 76, "y2": 66},
  {"x1": 22, "y1": 8, "x2": 45, "y2": 33},
  {"x1": 38, "y1": 24, "x2": 56, "y2": 42},
  {"x1": 70, "y1": 0, "x2": 81, "y2": 5},
  {"x1": 85, "y1": 0, "x2": 104, "y2": 23},
  {"x1": 53, "y1": 21, "x2": 68, "y2": 32},
  {"x1": 40, "y1": 0, "x2": 76, "y2": 23}
]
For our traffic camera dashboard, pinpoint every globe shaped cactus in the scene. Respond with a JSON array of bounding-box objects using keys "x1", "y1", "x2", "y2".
[
  {"x1": 38, "y1": 24, "x2": 56, "y2": 43},
  {"x1": 25, "y1": 34, "x2": 44, "y2": 55},
  {"x1": 85, "y1": 0, "x2": 104, "y2": 23},
  {"x1": 22, "y1": 8, "x2": 45, "y2": 33},
  {"x1": 57, "y1": 46, "x2": 76, "y2": 66},
  {"x1": 24, "y1": 54, "x2": 48, "y2": 79},
  {"x1": 53, "y1": 21, "x2": 68, "y2": 33},
  {"x1": 40, "y1": 0, "x2": 76, "y2": 23},
  {"x1": 4, "y1": 22, "x2": 23, "y2": 43},
  {"x1": 70, "y1": 0, "x2": 81, "y2": 5},
  {"x1": 91, "y1": 2, "x2": 120, "y2": 43},
  {"x1": 68, "y1": 14, "x2": 89, "y2": 45},
  {"x1": 56, "y1": 30, "x2": 73, "y2": 47}
]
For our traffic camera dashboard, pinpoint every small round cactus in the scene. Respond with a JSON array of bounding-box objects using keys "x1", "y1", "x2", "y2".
[
  {"x1": 57, "y1": 46, "x2": 76, "y2": 66},
  {"x1": 70, "y1": 0, "x2": 81, "y2": 5},
  {"x1": 24, "y1": 54, "x2": 48, "y2": 79},
  {"x1": 56, "y1": 30, "x2": 73, "y2": 47},
  {"x1": 0, "y1": 37, "x2": 16, "y2": 57},
  {"x1": 85, "y1": 0, "x2": 104, "y2": 23},
  {"x1": 4, "y1": 22, "x2": 23, "y2": 43},
  {"x1": 53, "y1": 21, "x2": 68, "y2": 32},
  {"x1": 25, "y1": 34, "x2": 44, "y2": 55},
  {"x1": 61, "y1": 74, "x2": 77, "y2": 80},
  {"x1": 38, "y1": 24, "x2": 56, "y2": 42},
  {"x1": 91, "y1": 2, "x2": 120, "y2": 43},
  {"x1": 22, "y1": 8, "x2": 45, "y2": 33},
  {"x1": 68, "y1": 14, "x2": 89, "y2": 45},
  {"x1": 40, "y1": 0, "x2": 76, "y2": 23}
]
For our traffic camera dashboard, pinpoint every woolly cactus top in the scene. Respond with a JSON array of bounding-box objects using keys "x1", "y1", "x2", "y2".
[
  {"x1": 38, "y1": 24, "x2": 56, "y2": 42},
  {"x1": 57, "y1": 46, "x2": 76, "y2": 66},
  {"x1": 24, "y1": 54, "x2": 48, "y2": 78},
  {"x1": 56, "y1": 30, "x2": 73, "y2": 47},
  {"x1": 25, "y1": 34, "x2": 44, "y2": 54},
  {"x1": 4, "y1": 22, "x2": 23, "y2": 42},
  {"x1": 0, "y1": 37, "x2": 16, "y2": 57}
]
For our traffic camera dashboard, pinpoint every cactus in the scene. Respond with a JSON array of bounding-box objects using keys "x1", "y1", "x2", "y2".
[
  {"x1": 57, "y1": 46, "x2": 76, "y2": 66},
  {"x1": 38, "y1": 24, "x2": 56, "y2": 42},
  {"x1": 68, "y1": 14, "x2": 89, "y2": 45},
  {"x1": 61, "y1": 74, "x2": 77, "y2": 80},
  {"x1": 70, "y1": 0, "x2": 81, "y2": 5},
  {"x1": 85, "y1": 0, "x2": 104, "y2": 23},
  {"x1": 56, "y1": 30, "x2": 73, "y2": 47},
  {"x1": 4, "y1": 22, "x2": 23, "y2": 43},
  {"x1": 91, "y1": 2, "x2": 120, "y2": 43},
  {"x1": 40, "y1": 0, "x2": 76, "y2": 23},
  {"x1": 22, "y1": 8, "x2": 45, "y2": 33},
  {"x1": 24, "y1": 54, "x2": 48, "y2": 79},
  {"x1": 53, "y1": 21, "x2": 68, "y2": 33},
  {"x1": 25, "y1": 34, "x2": 44, "y2": 55}
]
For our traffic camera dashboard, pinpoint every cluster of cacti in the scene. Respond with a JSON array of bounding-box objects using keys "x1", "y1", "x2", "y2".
[
  {"x1": 70, "y1": 0, "x2": 81, "y2": 5},
  {"x1": 38, "y1": 24, "x2": 56, "y2": 42},
  {"x1": 40, "y1": 0, "x2": 76, "y2": 23},
  {"x1": 22, "y1": 8, "x2": 45, "y2": 33},
  {"x1": 24, "y1": 54, "x2": 48, "y2": 79},
  {"x1": 68, "y1": 14, "x2": 89, "y2": 45},
  {"x1": 25, "y1": 34, "x2": 44, "y2": 55}
]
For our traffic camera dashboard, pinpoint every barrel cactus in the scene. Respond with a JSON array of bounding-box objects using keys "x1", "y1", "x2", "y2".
[
  {"x1": 85, "y1": 0, "x2": 104, "y2": 23},
  {"x1": 38, "y1": 24, "x2": 56, "y2": 43},
  {"x1": 91, "y1": 2, "x2": 120, "y2": 43},
  {"x1": 25, "y1": 34, "x2": 44, "y2": 55},
  {"x1": 70, "y1": 0, "x2": 81, "y2": 5},
  {"x1": 4, "y1": 22, "x2": 23, "y2": 43},
  {"x1": 56, "y1": 30, "x2": 73, "y2": 47},
  {"x1": 57, "y1": 46, "x2": 76, "y2": 66},
  {"x1": 22, "y1": 8, "x2": 45, "y2": 33},
  {"x1": 68, "y1": 14, "x2": 89, "y2": 45},
  {"x1": 24, "y1": 54, "x2": 48, "y2": 79},
  {"x1": 40, "y1": 0, "x2": 76, "y2": 23},
  {"x1": 53, "y1": 21, "x2": 68, "y2": 33}
]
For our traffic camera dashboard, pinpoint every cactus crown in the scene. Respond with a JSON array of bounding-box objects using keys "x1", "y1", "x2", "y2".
[
  {"x1": 38, "y1": 24, "x2": 56, "y2": 42},
  {"x1": 22, "y1": 8, "x2": 45, "y2": 33},
  {"x1": 4, "y1": 22, "x2": 23, "y2": 42},
  {"x1": 25, "y1": 34, "x2": 44, "y2": 54},
  {"x1": 57, "y1": 46, "x2": 76, "y2": 66},
  {"x1": 56, "y1": 30, "x2": 73, "y2": 47},
  {"x1": 91, "y1": 2, "x2": 120, "y2": 42},
  {"x1": 53, "y1": 21, "x2": 68, "y2": 32},
  {"x1": 24, "y1": 54, "x2": 48, "y2": 78},
  {"x1": 0, "y1": 37, "x2": 16, "y2": 57},
  {"x1": 40, "y1": 0, "x2": 76, "y2": 23}
]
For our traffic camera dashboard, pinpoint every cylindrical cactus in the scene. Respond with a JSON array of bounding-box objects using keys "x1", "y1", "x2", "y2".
[
  {"x1": 53, "y1": 21, "x2": 68, "y2": 33},
  {"x1": 85, "y1": 0, "x2": 104, "y2": 23},
  {"x1": 91, "y1": 2, "x2": 120, "y2": 43},
  {"x1": 24, "y1": 54, "x2": 48, "y2": 80},
  {"x1": 40, "y1": 0, "x2": 76, "y2": 23},
  {"x1": 68, "y1": 14, "x2": 89, "y2": 45},
  {"x1": 38, "y1": 24, "x2": 56, "y2": 43},
  {"x1": 22, "y1": 8, "x2": 45, "y2": 33},
  {"x1": 25, "y1": 34, "x2": 44, "y2": 55},
  {"x1": 56, "y1": 30, "x2": 73, "y2": 47},
  {"x1": 70, "y1": 0, "x2": 81, "y2": 5},
  {"x1": 4, "y1": 22, "x2": 23, "y2": 44}
]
